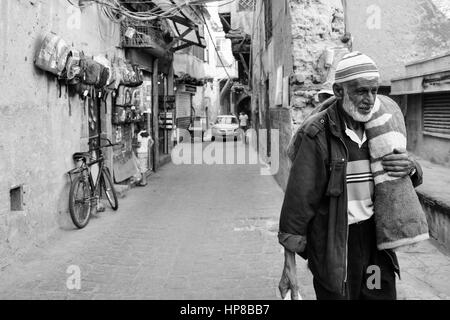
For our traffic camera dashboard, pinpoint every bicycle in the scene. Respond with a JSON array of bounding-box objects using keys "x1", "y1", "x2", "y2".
[{"x1": 67, "y1": 137, "x2": 121, "y2": 229}]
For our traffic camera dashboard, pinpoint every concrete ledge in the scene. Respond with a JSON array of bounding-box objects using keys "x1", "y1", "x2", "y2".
[
  {"x1": 418, "y1": 192, "x2": 450, "y2": 251},
  {"x1": 417, "y1": 192, "x2": 450, "y2": 218},
  {"x1": 415, "y1": 159, "x2": 450, "y2": 251}
]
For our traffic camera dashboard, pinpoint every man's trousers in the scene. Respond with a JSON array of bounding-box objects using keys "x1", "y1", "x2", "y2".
[{"x1": 313, "y1": 217, "x2": 398, "y2": 300}]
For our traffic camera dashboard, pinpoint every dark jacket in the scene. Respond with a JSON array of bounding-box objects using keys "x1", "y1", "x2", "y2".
[{"x1": 279, "y1": 99, "x2": 423, "y2": 294}]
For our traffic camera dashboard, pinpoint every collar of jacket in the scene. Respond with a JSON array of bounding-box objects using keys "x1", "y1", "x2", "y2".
[{"x1": 325, "y1": 101, "x2": 347, "y2": 140}]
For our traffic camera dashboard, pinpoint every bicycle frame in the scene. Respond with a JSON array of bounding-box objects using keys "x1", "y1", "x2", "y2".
[
  {"x1": 66, "y1": 158, "x2": 102, "y2": 205},
  {"x1": 86, "y1": 156, "x2": 106, "y2": 200},
  {"x1": 68, "y1": 137, "x2": 116, "y2": 203},
  {"x1": 67, "y1": 136, "x2": 120, "y2": 229}
]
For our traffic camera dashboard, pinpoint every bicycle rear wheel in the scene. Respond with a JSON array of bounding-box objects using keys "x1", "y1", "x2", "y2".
[
  {"x1": 69, "y1": 175, "x2": 92, "y2": 229},
  {"x1": 101, "y1": 168, "x2": 118, "y2": 211}
]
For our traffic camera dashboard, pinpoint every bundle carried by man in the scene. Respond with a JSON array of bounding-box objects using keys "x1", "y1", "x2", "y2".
[{"x1": 364, "y1": 94, "x2": 429, "y2": 249}]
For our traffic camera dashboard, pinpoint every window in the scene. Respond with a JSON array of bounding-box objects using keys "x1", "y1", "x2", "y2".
[
  {"x1": 216, "y1": 38, "x2": 225, "y2": 52},
  {"x1": 10, "y1": 186, "x2": 24, "y2": 211},
  {"x1": 190, "y1": 26, "x2": 207, "y2": 61},
  {"x1": 215, "y1": 38, "x2": 232, "y2": 67},
  {"x1": 423, "y1": 93, "x2": 450, "y2": 138},
  {"x1": 192, "y1": 45, "x2": 205, "y2": 61},
  {"x1": 238, "y1": 0, "x2": 255, "y2": 11},
  {"x1": 178, "y1": 41, "x2": 206, "y2": 61},
  {"x1": 204, "y1": 35, "x2": 209, "y2": 63},
  {"x1": 264, "y1": 0, "x2": 273, "y2": 45}
]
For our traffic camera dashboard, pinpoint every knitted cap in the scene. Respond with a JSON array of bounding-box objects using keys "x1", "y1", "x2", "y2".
[{"x1": 334, "y1": 51, "x2": 380, "y2": 84}]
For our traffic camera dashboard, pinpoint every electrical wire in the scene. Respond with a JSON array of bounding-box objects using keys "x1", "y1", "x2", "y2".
[
  {"x1": 66, "y1": 0, "x2": 237, "y2": 22},
  {"x1": 67, "y1": 0, "x2": 184, "y2": 22}
]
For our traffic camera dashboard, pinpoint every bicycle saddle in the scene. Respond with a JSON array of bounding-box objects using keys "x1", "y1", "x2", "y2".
[{"x1": 73, "y1": 152, "x2": 91, "y2": 162}]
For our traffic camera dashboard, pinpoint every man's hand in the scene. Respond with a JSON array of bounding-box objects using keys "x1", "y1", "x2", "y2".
[
  {"x1": 279, "y1": 249, "x2": 301, "y2": 300},
  {"x1": 382, "y1": 148, "x2": 416, "y2": 178}
]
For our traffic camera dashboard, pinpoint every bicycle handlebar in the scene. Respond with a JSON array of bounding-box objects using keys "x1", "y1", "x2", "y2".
[
  {"x1": 92, "y1": 143, "x2": 123, "y2": 151},
  {"x1": 89, "y1": 137, "x2": 124, "y2": 151}
]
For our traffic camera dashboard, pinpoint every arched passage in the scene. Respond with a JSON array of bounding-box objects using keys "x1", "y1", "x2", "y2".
[{"x1": 236, "y1": 96, "x2": 252, "y2": 122}]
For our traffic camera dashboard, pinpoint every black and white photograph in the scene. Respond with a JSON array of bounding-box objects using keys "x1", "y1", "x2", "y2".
[{"x1": 0, "y1": 0, "x2": 450, "y2": 306}]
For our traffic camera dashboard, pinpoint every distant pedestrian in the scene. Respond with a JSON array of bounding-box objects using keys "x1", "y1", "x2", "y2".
[{"x1": 239, "y1": 112, "x2": 249, "y2": 131}]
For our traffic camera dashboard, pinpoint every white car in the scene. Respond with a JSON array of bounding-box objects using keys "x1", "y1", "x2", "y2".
[{"x1": 211, "y1": 115, "x2": 240, "y2": 141}]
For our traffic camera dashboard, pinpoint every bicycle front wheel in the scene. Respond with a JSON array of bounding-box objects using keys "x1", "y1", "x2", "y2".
[
  {"x1": 69, "y1": 175, "x2": 92, "y2": 229},
  {"x1": 101, "y1": 168, "x2": 118, "y2": 211}
]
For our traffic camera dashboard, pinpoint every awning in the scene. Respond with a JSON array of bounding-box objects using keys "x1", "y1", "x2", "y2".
[
  {"x1": 151, "y1": 0, "x2": 207, "y2": 52},
  {"x1": 391, "y1": 53, "x2": 450, "y2": 95},
  {"x1": 391, "y1": 69, "x2": 450, "y2": 95}
]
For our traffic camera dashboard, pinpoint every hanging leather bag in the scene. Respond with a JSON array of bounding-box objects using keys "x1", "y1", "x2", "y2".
[
  {"x1": 79, "y1": 54, "x2": 103, "y2": 86},
  {"x1": 65, "y1": 49, "x2": 82, "y2": 84}
]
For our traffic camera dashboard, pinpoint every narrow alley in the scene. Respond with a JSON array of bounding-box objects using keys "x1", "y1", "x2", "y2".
[
  {"x1": 3, "y1": 0, "x2": 450, "y2": 306},
  {"x1": 0, "y1": 142, "x2": 449, "y2": 300}
]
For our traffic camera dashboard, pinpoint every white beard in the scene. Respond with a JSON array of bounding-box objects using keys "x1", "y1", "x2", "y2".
[{"x1": 342, "y1": 91, "x2": 375, "y2": 123}]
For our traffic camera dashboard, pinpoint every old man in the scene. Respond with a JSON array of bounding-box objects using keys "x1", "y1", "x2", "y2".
[{"x1": 278, "y1": 52, "x2": 424, "y2": 300}]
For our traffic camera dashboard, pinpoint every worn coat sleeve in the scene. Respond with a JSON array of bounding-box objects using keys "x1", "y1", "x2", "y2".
[
  {"x1": 279, "y1": 129, "x2": 328, "y2": 250},
  {"x1": 411, "y1": 159, "x2": 423, "y2": 188}
]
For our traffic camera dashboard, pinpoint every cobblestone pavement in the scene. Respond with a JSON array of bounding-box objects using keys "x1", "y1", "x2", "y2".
[{"x1": 0, "y1": 142, "x2": 449, "y2": 300}]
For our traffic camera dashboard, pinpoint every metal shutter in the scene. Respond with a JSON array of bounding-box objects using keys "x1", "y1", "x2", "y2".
[{"x1": 423, "y1": 93, "x2": 450, "y2": 137}]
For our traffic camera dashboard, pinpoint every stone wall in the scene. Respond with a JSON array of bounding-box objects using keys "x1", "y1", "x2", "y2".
[
  {"x1": 251, "y1": 0, "x2": 346, "y2": 190},
  {"x1": 289, "y1": 0, "x2": 346, "y2": 128},
  {"x1": 0, "y1": 1, "x2": 123, "y2": 265}
]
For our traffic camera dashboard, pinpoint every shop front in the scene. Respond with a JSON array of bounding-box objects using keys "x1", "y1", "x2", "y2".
[
  {"x1": 158, "y1": 73, "x2": 176, "y2": 159},
  {"x1": 159, "y1": 94, "x2": 176, "y2": 155},
  {"x1": 112, "y1": 83, "x2": 152, "y2": 185},
  {"x1": 174, "y1": 83, "x2": 197, "y2": 142},
  {"x1": 111, "y1": 49, "x2": 157, "y2": 185},
  {"x1": 391, "y1": 53, "x2": 450, "y2": 168}
]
